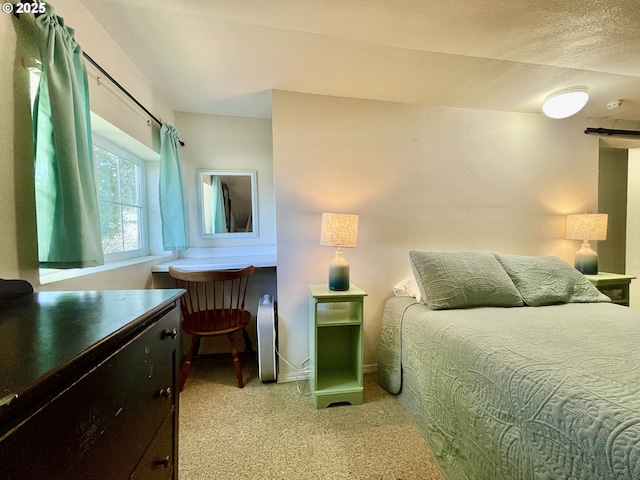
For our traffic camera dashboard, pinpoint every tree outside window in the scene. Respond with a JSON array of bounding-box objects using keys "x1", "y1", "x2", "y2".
[{"x1": 94, "y1": 144, "x2": 146, "y2": 260}]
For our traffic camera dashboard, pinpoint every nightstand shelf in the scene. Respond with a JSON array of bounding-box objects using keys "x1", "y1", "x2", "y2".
[
  {"x1": 316, "y1": 308, "x2": 362, "y2": 325},
  {"x1": 315, "y1": 368, "x2": 360, "y2": 392},
  {"x1": 309, "y1": 284, "x2": 367, "y2": 408},
  {"x1": 584, "y1": 272, "x2": 636, "y2": 306}
]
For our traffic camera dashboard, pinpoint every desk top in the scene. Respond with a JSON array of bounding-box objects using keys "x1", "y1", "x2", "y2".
[{"x1": 151, "y1": 253, "x2": 277, "y2": 272}]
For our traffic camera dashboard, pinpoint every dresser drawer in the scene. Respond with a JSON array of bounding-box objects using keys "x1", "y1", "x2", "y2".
[
  {"x1": 130, "y1": 408, "x2": 176, "y2": 480},
  {"x1": 0, "y1": 305, "x2": 179, "y2": 480}
]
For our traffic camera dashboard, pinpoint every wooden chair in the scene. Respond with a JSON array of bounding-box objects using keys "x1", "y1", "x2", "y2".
[{"x1": 169, "y1": 265, "x2": 255, "y2": 391}]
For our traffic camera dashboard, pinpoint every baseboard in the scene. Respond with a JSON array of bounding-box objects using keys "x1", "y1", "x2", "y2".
[
  {"x1": 363, "y1": 364, "x2": 378, "y2": 374},
  {"x1": 276, "y1": 370, "x2": 309, "y2": 383},
  {"x1": 277, "y1": 363, "x2": 377, "y2": 383}
]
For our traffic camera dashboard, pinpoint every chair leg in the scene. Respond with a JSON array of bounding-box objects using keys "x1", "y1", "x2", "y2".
[
  {"x1": 178, "y1": 335, "x2": 200, "y2": 392},
  {"x1": 193, "y1": 337, "x2": 202, "y2": 358},
  {"x1": 228, "y1": 333, "x2": 244, "y2": 388},
  {"x1": 242, "y1": 327, "x2": 254, "y2": 354}
]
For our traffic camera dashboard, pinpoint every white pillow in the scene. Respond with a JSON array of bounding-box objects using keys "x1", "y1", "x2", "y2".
[{"x1": 393, "y1": 275, "x2": 422, "y2": 302}]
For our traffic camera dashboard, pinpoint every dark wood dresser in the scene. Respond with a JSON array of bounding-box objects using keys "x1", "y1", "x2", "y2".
[{"x1": 0, "y1": 289, "x2": 184, "y2": 480}]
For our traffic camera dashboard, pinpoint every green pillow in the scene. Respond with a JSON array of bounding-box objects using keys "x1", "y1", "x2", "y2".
[
  {"x1": 493, "y1": 253, "x2": 611, "y2": 306},
  {"x1": 409, "y1": 250, "x2": 523, "y2": 310}
]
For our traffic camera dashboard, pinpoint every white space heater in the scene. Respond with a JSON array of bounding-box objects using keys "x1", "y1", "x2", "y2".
[{"x1": 256, "y1": 294, "x2": 277, "y2": 382}]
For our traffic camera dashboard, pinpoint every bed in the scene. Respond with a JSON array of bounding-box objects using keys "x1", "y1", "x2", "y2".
[{"x1": 377, "y1": 251, "x2": 640, "y2": 480}]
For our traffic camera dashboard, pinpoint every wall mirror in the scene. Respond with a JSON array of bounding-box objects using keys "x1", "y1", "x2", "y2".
[{"x1": 199, "y1": 170, "x2": 258, "y2": 238}]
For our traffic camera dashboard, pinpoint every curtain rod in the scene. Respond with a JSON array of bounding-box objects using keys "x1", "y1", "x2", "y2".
[
  {"x1": 584, "y1": 127, "x2": 640, "y2": 137},
  {"x1": 82, "y1": 52, "x2": 185, "y2": 146},
  {"x1": 14, "y1": 4, "x2": 185, "y2": 146}
]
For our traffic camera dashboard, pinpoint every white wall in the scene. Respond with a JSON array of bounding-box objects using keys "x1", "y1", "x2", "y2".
[
  {"x1": 0, "y1": 11, "x2": 38, "y2": 283},
  {"x1": 174, "y1": 112, "x2": 276, "y2": 253},
  {"x1": 628, "y1": 148, "x2": 640, "y2": 308},
  {"x1": 272, "y1": 90, "x2": 600, "y2": 378}
]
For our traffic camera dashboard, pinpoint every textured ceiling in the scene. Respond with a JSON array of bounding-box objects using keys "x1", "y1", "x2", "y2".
[{"x1": 77, "y1": 0, "x2": 640, "y2": 122}]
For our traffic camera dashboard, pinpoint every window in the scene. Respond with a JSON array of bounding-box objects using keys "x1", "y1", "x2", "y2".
[{"x1": 93, "y1": 137, "x2": 148, "y2": 261}]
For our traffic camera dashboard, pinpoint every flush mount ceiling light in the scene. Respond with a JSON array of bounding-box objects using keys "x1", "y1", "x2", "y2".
[{"x1": 542, "y1": 87, "x2": 589, "y2": 119}]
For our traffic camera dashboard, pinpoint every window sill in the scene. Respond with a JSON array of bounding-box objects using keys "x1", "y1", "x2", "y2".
[{"x1": 39, "y1": 254, "x2": 175, "y2": 285}]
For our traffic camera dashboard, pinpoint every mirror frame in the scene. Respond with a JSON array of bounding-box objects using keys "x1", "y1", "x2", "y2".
[{"x1": 198, "y1": 170, "x2": 258, "y2": 239}]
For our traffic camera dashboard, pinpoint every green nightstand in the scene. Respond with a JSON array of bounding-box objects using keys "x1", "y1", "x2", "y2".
[
  {"x1": 308, "y1": 284, "x2": 367, "y2": 408},
  {"x1": 584, "y1": 272, "x2": 636, "y2": 306}
]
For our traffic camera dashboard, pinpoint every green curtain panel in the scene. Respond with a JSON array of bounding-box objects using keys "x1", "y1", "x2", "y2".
[
  {"x1": 211, "y1": 175, "x2": 227, "y2": 233},
  {"x1": 29, "y1": 9, "x2": 104, "y2": 268},
  {"x1": 159, "y1": 124, "x2": 188, "y2": 250}
]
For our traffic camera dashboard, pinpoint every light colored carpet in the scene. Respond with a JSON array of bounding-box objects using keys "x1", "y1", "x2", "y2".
[{"x1": 178, "y1": 353, "x2": 445, "y2": 479}]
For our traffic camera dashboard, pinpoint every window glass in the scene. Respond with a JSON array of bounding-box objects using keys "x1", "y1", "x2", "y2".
[{"x1": 93, "y1": 141, "x2": 147, "y2": 261}]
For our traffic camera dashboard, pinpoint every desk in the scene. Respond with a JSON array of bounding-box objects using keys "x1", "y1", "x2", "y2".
[{"x1": 151, "y1": 253, "x2": 277, "y2": 272}]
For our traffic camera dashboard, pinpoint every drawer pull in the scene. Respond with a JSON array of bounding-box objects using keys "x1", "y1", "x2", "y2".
[
  {"x1": 158, "y1": 387, "x2": 172, "y2": 399},
  {"x1": 154, "y1": 455, "x2": 171, "y2": 468},
  {"x1": 160, "y1": 328, "x2": 178, "y2": 340}
]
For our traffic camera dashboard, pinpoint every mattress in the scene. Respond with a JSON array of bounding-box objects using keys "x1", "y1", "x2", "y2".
[{"x1": 377, "y1": 297, "x2": 640, "y2": 480}]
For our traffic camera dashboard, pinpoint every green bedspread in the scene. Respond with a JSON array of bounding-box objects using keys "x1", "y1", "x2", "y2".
[{"x1": 377, "y1": 297, "x2": 640, "y2": 480}]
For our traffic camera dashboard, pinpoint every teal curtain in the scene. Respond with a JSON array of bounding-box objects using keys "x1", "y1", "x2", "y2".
[
  {"x1": 29, "y1": 9, "x2": 104, "y2": 268},
  {"x1": 159, "y1": 124, "x2": 188, "y2": 250},
  {"x1": 211, "y1": 175, "x2": 227, "y2": 233}
]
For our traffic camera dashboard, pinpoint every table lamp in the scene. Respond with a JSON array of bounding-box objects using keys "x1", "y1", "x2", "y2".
[
  {"x1": 320, "y1": 213, "x2": 359, "y2": 291},
  {"x1": 565, "y1": 213, "x2": 608, "y2": 274}
]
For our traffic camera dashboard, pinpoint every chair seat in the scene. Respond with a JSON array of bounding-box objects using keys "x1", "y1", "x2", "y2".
[{"x1": 182, "y1": 309, "x2": 251, "y2": 337}]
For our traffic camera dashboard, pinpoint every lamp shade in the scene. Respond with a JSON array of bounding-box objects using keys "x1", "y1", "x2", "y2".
[
  {"x1": 320, "y1": 213, "x2": 358, "y2": 248},
  {"x1": 566, "y1": 214, "x2": 608, "y2": 241}
]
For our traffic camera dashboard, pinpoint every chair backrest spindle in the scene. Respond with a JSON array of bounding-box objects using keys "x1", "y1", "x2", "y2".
[{"x1": 169, "y1": 266, "x2": 255, "y2": 332}]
